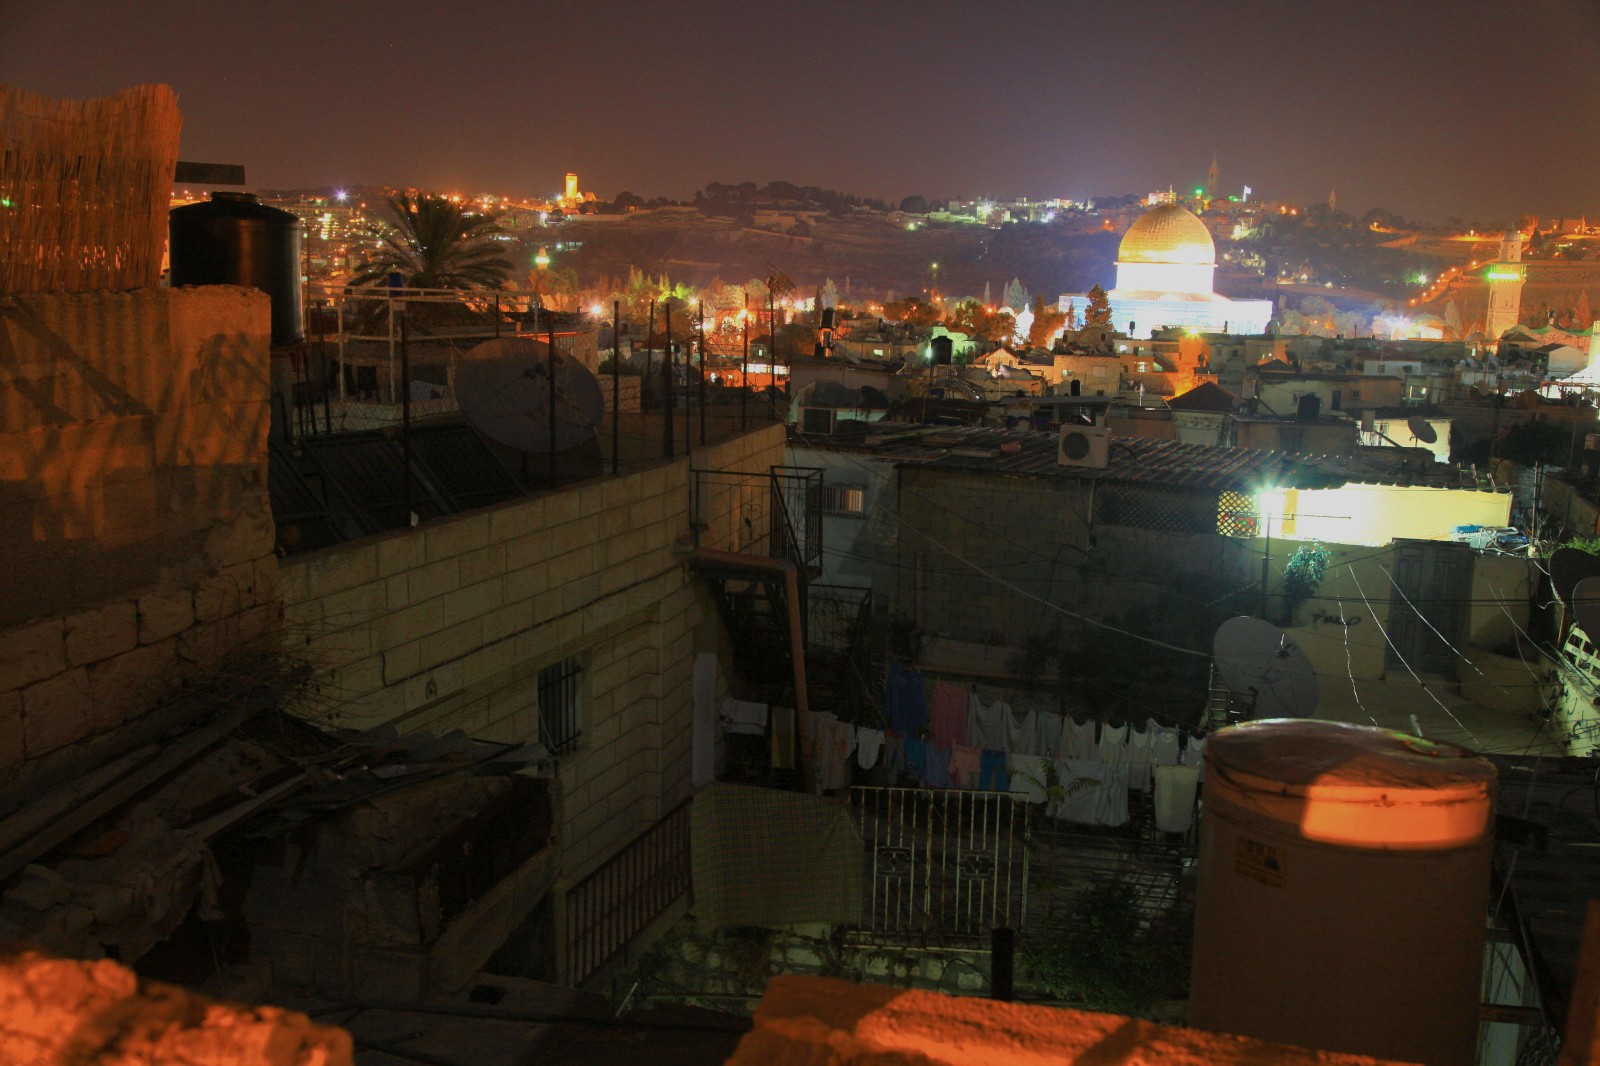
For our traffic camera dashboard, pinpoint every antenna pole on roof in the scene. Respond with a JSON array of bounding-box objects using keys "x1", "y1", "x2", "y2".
[
  {"x1": 741, "y1": 290, "x2": 750, "y2": 432},
  {"x1": 548, "y1": 317, "x2": 559, "y2": 484},
  {"x1": 698, "y1": 301, "x2": 707, "y2": 447},
  {"x1": 400, "y1": 307, "x2": 412, "y2": 524},
  {"x1": 663, "y1": 299, "x2": 675, "y2": 459},
  {"x1": 612, "y1": 300, "x2": 621, "y2": 475}
]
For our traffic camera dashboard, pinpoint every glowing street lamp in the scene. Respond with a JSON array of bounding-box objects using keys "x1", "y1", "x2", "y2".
[{"x1": 1258, "y1": 489, "x2": 1288, "y2": 620}]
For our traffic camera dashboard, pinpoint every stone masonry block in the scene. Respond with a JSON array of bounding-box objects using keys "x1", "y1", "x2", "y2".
[
  {"x1": 0, "y1": 617, "x2": 66, "y2": 692},
  {"x1": 376, "y1": 530, "x2": 425, "y2": 576},
  {"x1": 424, "y1": 513, "x2": 490, "y2": 563},
  {"x1": 192, "y1": 560, "x2": 256, "y2": 623},
  {"x1": 406, "y1": 557, "x2": 460, "y2": 604},
  {"x1": 23, "y1": 667, "x2": 93, "y2": 756},
  {"x1": 303, "y1": 543, "x2": 380, "y2": 599},
  {"x1": 136, "y1": 587, "x2": 193, "y2": 644},
  {"x1": 441, "y1": 580, "x2": 502, "y2": 629},
  {"x1": 458, "y1": 543, "x2": 507, "y2": 586},
  {"x1": 202, "y1": 509, "x2": 275, "y2": 570},
  {"x1": 487, "y1": 496, "x2": 546, "y2": 543},
  {"x1": 88, "y1": 639, "x2": 177, "y2": 729},
  {"x1": 543, "y1": 489, "x2": 580, "y2": 527},
  {"x1": 417, "y1": 619, "x2": 483, "y2": 672},
  {"x1": 501, "y1": 562, "x2": 549, "y2": 605},
  {"x1": 0, "y1": 689, "x2": 22, "y2": 771},
  {"x1": 63, "y1": 602, "x2": 138, "y2": 668},
  {"x1": 383, "y1": 642, "x2": 422, "y2": 686}
]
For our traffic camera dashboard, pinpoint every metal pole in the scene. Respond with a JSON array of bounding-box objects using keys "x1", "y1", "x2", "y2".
[
  {"x1": 768, "y1": 288, "x2": 778, "y2": 421},
  {"x1": 698, "y1": 300, "x2": 707, "y2": 447},
  {"x1": 663, "y1": 300, "x2": 675, "y2": 459},
  {"x1": 612, "y1": 299, "x2": 621, "y2": 475},
  {"x1": 400, "y1": 308, "x2": 412, "y2": 524},
  {"x1": 318, "y1": 307, "x2": 331, "y2": 435},
  {"x1": 644, "y1": 299, "x2": 656, "y2": 413},
  {"x1": 548, "y1": 318, "x2": 559, "y2": 484},
  {"x1": 741, "y1": 291, "x2": 749, "y2": 432},
  {"x1": 1259, "y1": 512, "x2": 1272, "y2": 620}
]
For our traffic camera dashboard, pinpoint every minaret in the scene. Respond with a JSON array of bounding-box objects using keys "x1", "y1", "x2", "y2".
[
  {"x1": 1484, "y1": 230, "x2": 1526, "y2": 340},
  {"x1": 1207, "y1": 152, "x2": 1220, "y2": 199}
]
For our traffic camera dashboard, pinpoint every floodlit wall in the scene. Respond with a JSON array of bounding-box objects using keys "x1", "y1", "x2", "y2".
[
  {"x1": 278, "y1": 424, "x2": 786, "y2": 886},
  {"x1": 1291, "y1": 483, "x2": 1511, "y2": 546},
  {"x1": 0, "y1": 287, "x2": 277, "y2": 773}
]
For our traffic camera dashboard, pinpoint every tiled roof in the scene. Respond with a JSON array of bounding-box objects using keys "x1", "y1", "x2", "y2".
[{"x1": 803, "y1": 421, "x2": 1502, "y2": 494}]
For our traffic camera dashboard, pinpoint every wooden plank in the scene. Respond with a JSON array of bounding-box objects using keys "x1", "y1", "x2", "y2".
[{"x1": 0, "y1": 693, "x2": 277, "y2": 884}]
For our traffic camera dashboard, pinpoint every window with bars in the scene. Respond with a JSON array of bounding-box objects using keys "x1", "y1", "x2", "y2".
[
  {"x1": 538, "y1": 657, "x2": 583, "y2": 755},
  {"x1": 819, "y1": 483, "x2": 868, "y2": 518}
]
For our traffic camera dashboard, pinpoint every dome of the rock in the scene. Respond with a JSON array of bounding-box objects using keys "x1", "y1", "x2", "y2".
[{"x1": 1118, "y1": 204, "x2": 1216, "y2": 266}]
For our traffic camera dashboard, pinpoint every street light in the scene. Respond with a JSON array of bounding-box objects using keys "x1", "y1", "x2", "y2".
[{"x1": 1258, "y1": 489, "x2": 1287, "y2": 620}]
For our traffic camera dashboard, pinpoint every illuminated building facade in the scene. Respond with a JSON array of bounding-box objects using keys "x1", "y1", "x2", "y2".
[
  {"x1": 1059, "y1": 204, "x2": 1274, "y2": 339},
  {"x1": 1484, "y1": 230, "x2": 1526, "y2": 340}
]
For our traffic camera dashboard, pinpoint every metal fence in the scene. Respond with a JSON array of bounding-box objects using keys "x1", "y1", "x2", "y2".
[
  {"x1": 849, "y1": 787, "x2": 1029, "y2": 945},
  {"x1": 563, "y1": 799, "x2": 692, "y2": 986}
]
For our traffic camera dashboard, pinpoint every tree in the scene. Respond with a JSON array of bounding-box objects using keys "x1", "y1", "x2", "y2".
[
  {"x1": 1575, "y1": 290, "x2": 1594, "y2": 329},
  {"x1": 944, "y1": 299, "x2": 1014, "y2": 342},
  {"x1": 899, "y1": 195, "x2": 929, "y2": 214},
  {"x1": 355, "y1": 194, "x2": 513, "y2": 292},
  {"x1": 1002, "y1": 277, "x2": 1030, "y2": 313},
  {"x1": 1027, "y1": 294, "x2": 1067, "y2": 348},
  {"x1": 882, "y1": 297, "x2": 941, "y2": 328},
  {"x1": 1083, "y1": 284, "x2": 1112, "y2": 327}
]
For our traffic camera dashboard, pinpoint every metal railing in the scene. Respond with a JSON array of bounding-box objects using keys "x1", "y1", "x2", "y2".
[
  {"x1": 850, "y1": 787, "x2": 1029, "y2": 945},
  {"x1": 563, "y1": 799, "x2": 692, "y2": 986}
]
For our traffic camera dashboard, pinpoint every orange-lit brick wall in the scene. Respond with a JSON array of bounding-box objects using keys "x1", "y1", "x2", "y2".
[{"x1": 0, "y1": 287, "x2": 278, "y2": 772}]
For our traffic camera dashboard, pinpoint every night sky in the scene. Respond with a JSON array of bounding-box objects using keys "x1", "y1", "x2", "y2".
[{"x1": 5, "y1": 0, "x2": 1597, "y2": 221}]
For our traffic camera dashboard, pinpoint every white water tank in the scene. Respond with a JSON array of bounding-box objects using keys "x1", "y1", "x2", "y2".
[{"x1": 1188, "y1": 719, "x2": 1495, "y2": 1066}]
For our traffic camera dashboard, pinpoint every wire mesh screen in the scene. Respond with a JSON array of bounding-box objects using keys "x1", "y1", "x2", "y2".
[
  {"x1": 1, "y1": 84, "x2": 181, "y2": 293},
  {"x1": 1092, "y1": 482, "x2": 1220, "y2": 535},
  {"x1": 850, "y1": 787, "x2": 1029, "y2": 945}
]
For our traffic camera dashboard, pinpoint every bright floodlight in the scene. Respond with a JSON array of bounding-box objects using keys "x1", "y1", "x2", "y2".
[{"x1": 1258, "y1": 490, "x2": 1287, "y2": 516}]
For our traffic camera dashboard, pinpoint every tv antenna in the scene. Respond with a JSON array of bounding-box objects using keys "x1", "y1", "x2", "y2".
[
  {"x1": 1212, "y1": 616, "x2": 1320, "y2": 720},
  {"x1": 454, "y1": 336, "x2": 604, "y2": 453}
]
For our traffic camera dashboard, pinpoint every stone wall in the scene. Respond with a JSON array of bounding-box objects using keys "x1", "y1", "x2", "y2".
[
  {"x1": 0, "y1": 949, "x2": 351, "y2": 1066},
  {"x1": 894, "y1": 466, "x2": 1256, "y2": 646},
  {"x1": 0, "y1": 287, "x2": 278, "y2": 774},
  {"x1": 621, "y1": 917, "x2": 1014, "y2": 1013},
  {"x1": 278, "y1": 423, "x2": 787, "y2": 892}
]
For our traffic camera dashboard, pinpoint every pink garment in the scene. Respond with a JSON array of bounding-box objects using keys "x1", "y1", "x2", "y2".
[
  {"x1": 930, "y1": 682, "x2": 969, "y2": 747},
  {"x1": 950, "y1": 744, "x2": 982, "y2": 789}
]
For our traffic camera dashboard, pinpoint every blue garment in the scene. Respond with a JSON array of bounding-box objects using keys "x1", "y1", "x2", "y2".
[
  {"x1": 904, "y1": 737, "x2": 928, "y2": 780},
  {"x1": 886, "y1": 662, "x2": 928, "y2": 738},
  {"x1": 979, "y1": 749, "x2": 1010, "y2": 792},
  {"x1": 924, "y1": 743, "x2": 954, "y2": 789}
]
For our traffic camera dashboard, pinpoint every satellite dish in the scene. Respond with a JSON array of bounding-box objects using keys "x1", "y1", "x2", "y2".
[
  {"x1": 455, "y1": 337, "x2": 604, "y2": 452},
  {"x1": 1406, "y1": 415, "x2": 1438, "y2": 445},
  {"x1": 1573, "y1": 577, "x2": 1600, "y2": 637},
  {"x1": 1212, "y1": 616, "x2": 1320, "y2": 719},
  {"x1": 1551, "y1": 547, "x2": 1600, "y2": 609}
]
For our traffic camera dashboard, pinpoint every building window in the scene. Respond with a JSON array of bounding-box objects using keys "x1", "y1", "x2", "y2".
[
  {"x1": 538, "y1": 657, "x2": 583, "y2": 755},
  {"x1": 819, "y1": 483, "x2": 868, "y2": 518}
]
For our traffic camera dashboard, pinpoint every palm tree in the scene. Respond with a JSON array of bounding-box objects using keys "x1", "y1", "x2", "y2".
[
  {"x1": 355, "y1": 193, "x2": 513, "y2": 291},
  {"x1": 348, "y1": 194, "x2": 514, "y2": 334}
]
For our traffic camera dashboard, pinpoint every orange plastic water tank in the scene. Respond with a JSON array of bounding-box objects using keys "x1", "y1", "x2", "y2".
[{"x1": 1188, "y1": 719, "x2": 1495, "y2": 1066}]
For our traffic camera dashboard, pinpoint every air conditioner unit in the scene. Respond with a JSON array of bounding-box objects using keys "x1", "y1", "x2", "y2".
[
  {"x1": 1057, "y1": 424, "x2": 1111, "y2": 469},
  {"x1": 800, "y1": 406, "x2": 838, "y2": 435}
]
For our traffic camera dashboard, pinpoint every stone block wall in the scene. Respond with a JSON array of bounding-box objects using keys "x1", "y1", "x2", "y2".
[
  {"x1": 893, "y1": 467, "x2": 1255, "y2": 646},
  {"x1": 278, "y1": 423, "x2": 786, "y2": 889},
  {"x1": 0, "y1": 287, "x2": 278, "y2": 773}
]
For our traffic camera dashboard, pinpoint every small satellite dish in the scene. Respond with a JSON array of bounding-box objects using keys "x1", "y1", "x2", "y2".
[
  {"x1": 1573, "y1": 577, "x2": 1600, "y2": 636},
  {"x1": 1212, "y1": 616, "x2": 1320, "y2": 719},
  {"x1": 1551, "y1": 547, "x2": 1600, "y2": 609},
  {"x1": 1406, "y1": 415, "x2": 1438, "y2": 445},
  {"x1": 455, "y1": 337, "x2": 604, "y2": 453}
]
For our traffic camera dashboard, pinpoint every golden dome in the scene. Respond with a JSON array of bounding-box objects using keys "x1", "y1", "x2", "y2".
[{"x1": 1117, "y1": 204, "x2": 1216, "y2": 266}]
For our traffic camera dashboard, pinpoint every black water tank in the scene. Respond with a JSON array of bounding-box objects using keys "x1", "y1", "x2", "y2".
[{"x1": 169, "y1": 192, "x2": 303, "y2": 347}]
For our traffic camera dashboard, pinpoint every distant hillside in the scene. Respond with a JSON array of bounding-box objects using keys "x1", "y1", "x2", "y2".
[{"x1": 558, "y1": 210, "x2": 1125, "y2": 302}]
